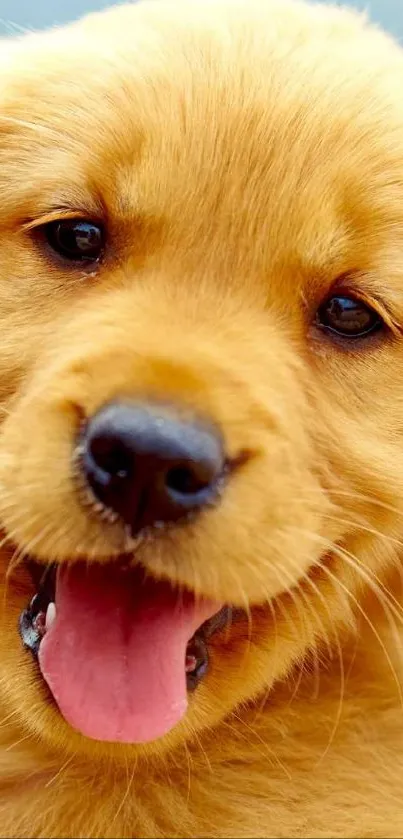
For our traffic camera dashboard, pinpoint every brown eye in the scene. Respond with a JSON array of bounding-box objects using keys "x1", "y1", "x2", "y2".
[
  {"x1": 316, "y1": 295, "x2": 383, "y2": 338},
  {"x1": 44, "y1": 219, "x2": 104, "y2": 262}
]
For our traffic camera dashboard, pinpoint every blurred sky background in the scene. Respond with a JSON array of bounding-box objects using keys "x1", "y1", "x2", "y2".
[{"x1": 0, "y1": 0, "x2": 402, "y2": 39}]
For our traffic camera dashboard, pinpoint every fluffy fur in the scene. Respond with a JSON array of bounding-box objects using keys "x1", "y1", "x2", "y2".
[{"x1": 0, "y1": 0, "x2": 403, "y2": 835}]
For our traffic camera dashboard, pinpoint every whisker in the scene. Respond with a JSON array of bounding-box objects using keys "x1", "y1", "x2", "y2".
[
  {"x1": 293, "y1": 539, "x2": 403, "y2": 711},
  {"x1": 44, "y1": 755, "x2": 75, "y2": 789},
  {"x1": 110, "y1": 759, "x2": 135, "y2": 827},
  {"x1": 228, "y1": 712, "x2": 292, "y2": 780},
  {"x1": 5, "y1": 732, "x2": 33, "y2": 751}
]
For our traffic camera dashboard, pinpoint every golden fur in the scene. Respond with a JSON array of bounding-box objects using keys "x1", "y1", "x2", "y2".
[{"x1": 0, "y1": 0, "x2": 403, "y2": 834}]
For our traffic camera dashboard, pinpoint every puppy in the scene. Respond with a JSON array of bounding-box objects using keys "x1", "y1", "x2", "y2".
[{"x1": 1, "y1": 0, "x2": 403, "y2": 835}]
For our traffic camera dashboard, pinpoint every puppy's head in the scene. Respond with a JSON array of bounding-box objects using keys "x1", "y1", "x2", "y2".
[{"x1": 0, "y1": 0, "x2": 402, "y2": 759}]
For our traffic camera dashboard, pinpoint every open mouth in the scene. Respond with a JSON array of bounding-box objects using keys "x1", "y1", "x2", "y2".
[{"x1": 19, "y1": 561, "x2": 230, "y2": 744}]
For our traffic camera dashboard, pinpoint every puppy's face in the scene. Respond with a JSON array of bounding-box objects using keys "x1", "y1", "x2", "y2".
[{"x1": 0, "y1": 0, "x2": 403, "y2": 759}]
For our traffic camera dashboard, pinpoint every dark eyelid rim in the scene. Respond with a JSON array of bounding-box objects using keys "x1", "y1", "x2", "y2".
[{"x1": 21, "y1": 210, "x2": 105, "y2": 232}]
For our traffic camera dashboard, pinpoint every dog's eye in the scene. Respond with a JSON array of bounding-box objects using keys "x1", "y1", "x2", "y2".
[
  {"x1": 316, "y1": 295, "x2": 383, "y2": 338},
  {"x1": 44, "y1": 219, "x2": 104, "y2": 262}
]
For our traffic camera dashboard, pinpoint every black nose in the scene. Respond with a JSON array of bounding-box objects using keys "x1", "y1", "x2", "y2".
[{"x1": 79, "y1": 401, "x2": 225, "y2": 534}]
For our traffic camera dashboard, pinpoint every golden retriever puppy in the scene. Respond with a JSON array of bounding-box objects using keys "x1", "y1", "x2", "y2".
[{"x1": 1, "y1": 0, "x2": 403, "y2": 835}]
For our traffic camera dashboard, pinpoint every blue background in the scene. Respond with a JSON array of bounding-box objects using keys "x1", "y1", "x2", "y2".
[{"x1": 0, "y1": 0, "x2": 402, "y2": 38}]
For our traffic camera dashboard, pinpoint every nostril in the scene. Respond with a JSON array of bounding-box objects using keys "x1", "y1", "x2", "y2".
[
  {"x1": 89, "y1": 437, "x2": 133, "y2": 480},
  {"x1": 165, "y1": 465, "x2": 211, "y2": 496}
]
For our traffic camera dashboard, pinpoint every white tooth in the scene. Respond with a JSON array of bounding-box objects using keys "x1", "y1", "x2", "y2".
[{"x1": 45, "y1": 602, "x2": 56, "y2": 631}]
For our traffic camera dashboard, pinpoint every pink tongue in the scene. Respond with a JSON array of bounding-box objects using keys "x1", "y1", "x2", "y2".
[{"x1": 38, "y1": 564, "x2": 220, "y2": 744}]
